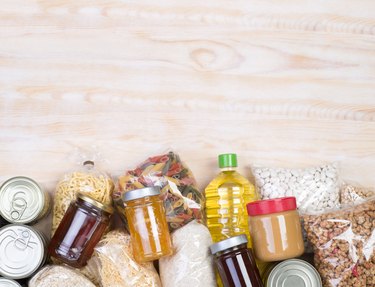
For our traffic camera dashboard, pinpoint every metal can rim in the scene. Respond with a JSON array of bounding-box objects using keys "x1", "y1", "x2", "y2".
[
  {"x1": 0, "y1": 176, "x2": 46, "y2": 224},
  {"x1": 266, "y1": 259, "x2": 322, "y2": 287},
  {"x1": 0, "y1": 278, "x2": 22, "y2": 287},
  {"x1": 0, "y1": 224, "x2": 47, "y2": 279}
]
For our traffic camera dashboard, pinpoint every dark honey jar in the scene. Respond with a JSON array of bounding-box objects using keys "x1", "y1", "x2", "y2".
[
  {"x1": 48, "y1": 193, "x2": 113, "y2": 268},
  {"x1": 210, "y1": 234, "x2": 264, "y2": 287}
]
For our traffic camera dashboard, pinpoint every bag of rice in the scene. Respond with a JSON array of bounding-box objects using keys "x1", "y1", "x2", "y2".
[{"x1": 159, "y1": 220, "x2": 216, "y2": 287}]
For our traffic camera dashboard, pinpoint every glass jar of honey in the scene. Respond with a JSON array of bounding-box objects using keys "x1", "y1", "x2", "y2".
[
  {"x1": 48, "y1": 193, "x2": 113, "y2": 268},
  {"x1": 247, "y1": 197, "x2": 304, "y2": 262},
  {"x1": 210, "y1": 235, "x2": 264, "y2": 287},
  {"x1": 121, "y1": 186, "x2": 173, "y2": 263}
]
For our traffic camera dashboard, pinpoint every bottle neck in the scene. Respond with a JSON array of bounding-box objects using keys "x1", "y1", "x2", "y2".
[{"x1": 220, "y1": 167, "x2": 237, "y2": 172}]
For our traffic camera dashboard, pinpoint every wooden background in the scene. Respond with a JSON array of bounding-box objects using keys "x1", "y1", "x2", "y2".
[{"x1": 0, "y1": 0, "x2": 375, "y2": 235}]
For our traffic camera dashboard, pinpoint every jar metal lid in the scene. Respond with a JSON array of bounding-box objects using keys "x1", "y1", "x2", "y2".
[
  {"x1": 0, "y1": 278, "x2": 22, "y2": 287},
  {"x1": 266, "y1": 259, "x2": 322, "y2": 287},
  {"x1": 210, "y1": 234, "x2": 248, "y2": 255},
  {"x1": 0, "y1": 176, "x2": 46, "y2": 224},
  {"x1": 121, "y1": 186, "x2": 161, "y2": 202},
  {"x1": 247, "y1": 196, "x2": 297, "y2": 216},
  {"x1": 0, "y1": 224, "x2": 46, "y2": 279},
  {"x1": 76, "y1": 193, "x2": 114, "y2": 214}
]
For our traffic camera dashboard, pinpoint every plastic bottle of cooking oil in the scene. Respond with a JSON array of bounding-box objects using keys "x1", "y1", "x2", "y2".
[{"x1": 205, "y1": 153, "x2": 259, "y2": 244}]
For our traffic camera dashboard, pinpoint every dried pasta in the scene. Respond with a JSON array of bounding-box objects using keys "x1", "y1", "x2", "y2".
[
  {"x1": 87, "y1": 230, "x2": 162, "y2": 287},
  {"x1": 115, "y1": 151, "x2": 204, "y2": 231},
  {"x1": 52, "y1": 163, "x2": 114, "y2": 236},
  {"x1": 29, "y1": 265, "x2": 96, "y2": 287}
]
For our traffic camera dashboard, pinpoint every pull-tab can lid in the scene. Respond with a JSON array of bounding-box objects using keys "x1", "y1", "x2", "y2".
[
  {"x1": 266, "y1": 259, "x2": 322, "y2": 287},
  {"x1": 0, "y1": 278, "x2": 22, "y2": 287},
  {"x1": 0, "y1": 177, "x2": 46, "y2": 224},
  {"x1": 0, "y1": 224, "x2": 47, "y2": 279}
]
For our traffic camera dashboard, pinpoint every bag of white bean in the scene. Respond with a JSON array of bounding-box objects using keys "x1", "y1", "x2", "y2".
[{"x1": 252, "y1": 163, "x2": 340, "y2": 214}]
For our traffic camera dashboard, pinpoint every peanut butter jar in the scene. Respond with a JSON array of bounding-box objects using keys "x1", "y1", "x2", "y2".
[{"x1": 246, "y1": 197, "x2": 304, "y2": 262}]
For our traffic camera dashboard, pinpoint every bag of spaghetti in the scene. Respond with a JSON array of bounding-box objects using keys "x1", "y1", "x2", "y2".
[
  {"x1": 85, "y1": 230, "x2": 162, "y2": 287},
  {"x1": 115, "y1": 151, "x2": 204, "y2": 231},
  {"x1": 52, "y1": 160, "x2": 114, "y2": 235}
]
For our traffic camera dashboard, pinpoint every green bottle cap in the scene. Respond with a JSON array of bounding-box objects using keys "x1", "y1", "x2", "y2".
[{"x1": 218, "y1": 153, "x2": 238, "y2": 168}]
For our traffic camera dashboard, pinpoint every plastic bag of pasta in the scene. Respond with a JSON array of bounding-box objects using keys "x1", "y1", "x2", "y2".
[
  {"x1": 115, "y1": 151, "x2": 204, "y2": 231},
  {"x1": 52, "y1": 160, "x2": 114, "y2": 235},
  {"x1": 86, "y1": 230, "x2": 162, "y2": 287},
  {"x1": 29, "y1": 265, "x2": 96, "y2": 287}
]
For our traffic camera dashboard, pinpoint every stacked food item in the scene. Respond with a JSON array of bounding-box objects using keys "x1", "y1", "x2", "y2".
[{"x1": 0, "y1": 152, "x2": 373, "y2": 287}]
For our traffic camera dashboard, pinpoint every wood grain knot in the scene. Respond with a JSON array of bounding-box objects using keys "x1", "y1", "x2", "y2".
[{"x1": 190, "y1": 43, "x2": 242, "y2": 71}]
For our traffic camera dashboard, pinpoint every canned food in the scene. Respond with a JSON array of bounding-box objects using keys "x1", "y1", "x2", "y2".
[
  {"x1": 0, "y1": 224, "x2": 47, "y2": 279},
  {"x1": 264, "y1": 259, "x2": 322, "y2": 287},
  {"x1": 0, "y1": 177, "x2": 50, "y2": 224},
  {"x1": 0, "y1": 278, "x2": 22, "y2": 287}
]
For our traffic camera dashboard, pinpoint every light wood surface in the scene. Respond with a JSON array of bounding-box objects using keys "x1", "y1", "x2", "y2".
[{"x1": 1, "y1": 0, "x2": 375, "y2": 235}]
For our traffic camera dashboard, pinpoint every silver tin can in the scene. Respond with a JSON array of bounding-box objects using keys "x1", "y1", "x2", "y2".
[
  {"x1": 265, "y1": 259, "x2": 322, "y2": 287},
  {"x1": 0, "y1": 224, "x2": 47, "y2": 279},
  {"x1": 0, "y1": 177, "x2": 50, "y2": 224},
  {"x1": 0, "y1": 278, "x2": 22, "y2": 287}
]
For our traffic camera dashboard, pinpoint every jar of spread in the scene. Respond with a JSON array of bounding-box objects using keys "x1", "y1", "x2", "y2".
[
  {"x1": 210, "y1": 235, "x2": 264, "y2": 287},
  {"x1": 262, "y1": 259, "x2": 322, "y2": 287},
  {"x1": 48, "y1": 193, "x2": 113, "y2": 268},
  {"x1": 121, "y1": 186, "x2": 173, "y2": 263},
  {"x1": 0, "y1": 176, "x2": 51, "y2": 224},
  {"x1": 246, "y1": 197, "x2": 304, "y2": 262},
  {"x1": 0, "y1": 224, "x2": 47, "y2": 280}
]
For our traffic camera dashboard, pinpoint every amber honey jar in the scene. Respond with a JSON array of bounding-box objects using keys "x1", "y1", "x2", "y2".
[
  {"x1": 121, "y1": 186, "x2": 173, "y2": 263},
  {"x1": 247, "y1": 197, "x2": 304, "y2": 262},
  {"x1": 48, "y1": 193, "x2": 113, "y2": 268}
]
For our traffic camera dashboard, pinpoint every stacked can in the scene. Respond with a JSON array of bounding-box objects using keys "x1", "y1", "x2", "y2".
[{"x1": 0, "y1": 177, "x2": 49, "y2": 282}]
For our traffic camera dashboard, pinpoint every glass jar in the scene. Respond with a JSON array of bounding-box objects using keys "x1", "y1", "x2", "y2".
[
  {"x1": 121, "y1": 186, "x2": 173, "y2": 263},
  {"x1": 246, "y1": 197, "x2": 304, "y2": 262},
  {"x1": 48, "y1": 193, "x2": 113, "y2": 268},
  {"x1": 210, "y1": 235, "x2": 264, "y2": 287}
]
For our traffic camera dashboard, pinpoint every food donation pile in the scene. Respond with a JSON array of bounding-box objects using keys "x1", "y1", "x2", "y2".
[{"x1": 0, "y1": 151, "x2": 373, "y2": 287}]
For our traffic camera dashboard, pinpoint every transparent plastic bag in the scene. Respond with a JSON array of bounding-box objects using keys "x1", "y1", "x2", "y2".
[
  {"x1": 115, "y1": 151, "x2": 204, "y2": 231},
  {"x1": 86, "y1": 230, "x2": 161, "y2": 287},
  {"x1": 159, "y1": 220, "x2": 216, "y2": 287},
  {"x1": 252, "y1": 163, "x2": 340, "y2": 214},
  {"x1": 339, "y1": 181, "x2": 375, "y2": 205},
  {"x1": 52, "y1": 160, "x2": 114, "y2": 235},
  {"x1": 302, "y1": 197, "x2": 375, "y2": 287},
  {"x1": 29, "y1": 265, "x2": 96, "y2": 287}
]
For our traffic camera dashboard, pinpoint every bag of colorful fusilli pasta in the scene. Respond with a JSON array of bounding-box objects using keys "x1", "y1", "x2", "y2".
[{"x1": 115, "y1": 151, "x2": 204, "y2": 231}]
